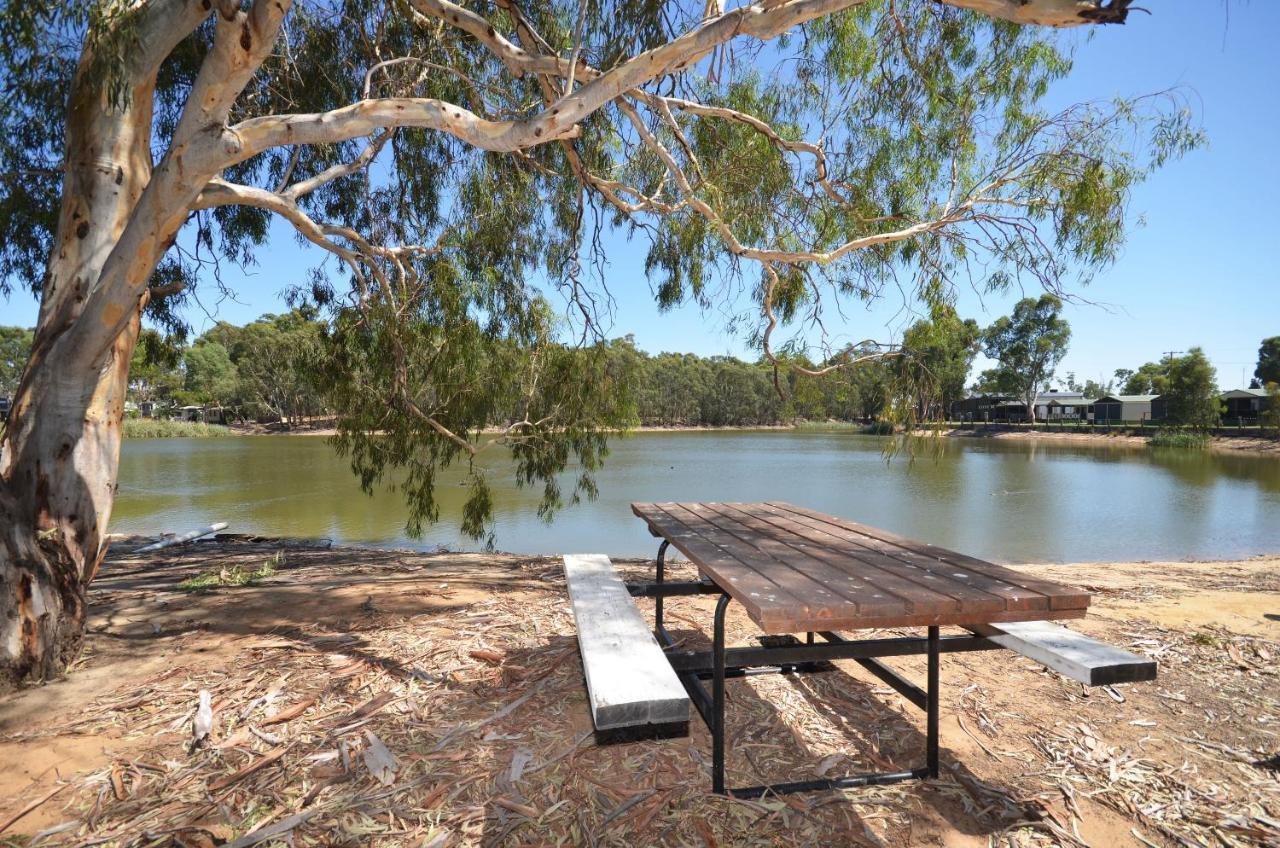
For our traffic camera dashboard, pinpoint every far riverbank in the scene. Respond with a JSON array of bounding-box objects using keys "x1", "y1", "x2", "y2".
[
  {"x1": 120, "y1": 416, "x2": 1280, "y2": 456},
  {"x1": 226, "y1": 417, "x2": 1280, "y2": 456}
]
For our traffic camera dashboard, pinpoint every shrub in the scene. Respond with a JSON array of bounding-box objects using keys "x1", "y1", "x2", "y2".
[
  {"x1": 124, "y1": 418, "x2": 232, "y2": 439},
  {"x1": 1148, "y1": 429, "x2": 1210, "y2": 449},
  {"x1": 178, "y1": 554, "x2": 280, "y2": 592}
]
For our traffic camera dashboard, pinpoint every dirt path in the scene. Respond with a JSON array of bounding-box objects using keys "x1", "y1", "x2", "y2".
[{"x1": 0, "y1": 539, "x2": 1276, "y2": 846}]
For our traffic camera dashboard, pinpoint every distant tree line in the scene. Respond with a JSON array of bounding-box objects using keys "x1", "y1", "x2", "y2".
[
  {"x1": 123, "y1": 308, "x2": 329, "y2": 425},
  {"x1": 1, "y1": 314, "x2": 1275, "y2": 432}
]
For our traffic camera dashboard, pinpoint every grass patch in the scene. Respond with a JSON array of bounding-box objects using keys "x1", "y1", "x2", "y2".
[
  {"x1": 1148, "y1": 429, "x2": 1211, "y2": 449},
  {"x1": 793, "y1": 420, "x2": 896, "y2": 435},
  {"x1": 125, "y1": 418, "x2": 232, "y2": 439},
  {"x1": 793, "y1": 420, "x2": 863, "y2": 431},
  {"x1": 179, "y1": 553, "x2": 280, "y2": 592}
]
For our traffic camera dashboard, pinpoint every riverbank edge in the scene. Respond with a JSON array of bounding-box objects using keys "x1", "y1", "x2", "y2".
[
  {"x1": 934, "y1": 425, "x2": 1280, "y2": 455},
  {"x1": 134, "y1": 417, "x2": 1280, "y2": 455}
]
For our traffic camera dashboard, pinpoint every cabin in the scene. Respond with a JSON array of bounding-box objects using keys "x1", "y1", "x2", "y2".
[
  {"x1": 175, "y1": 405, "x2": 228, "y2": 424},
  {"x1": 950, "y1": 394, "x2": 1016, "y2": 421},
  {"x1": 952, "y1": 391, "x2": 1105, "y2": 423},
  {"x1": 1092, "y1": 394, "x2": 1161, "y2": 424},
  {"x1": 992, "y1": 399, "x2": 1031, "y2": 422},
  {"x1": 1033, "y1": 391, "x2": 1088, "y2": 422},
  {"x1": 1044, "y1": 396, "x2": 1095, "y2": 421},
  {"x1": 139, "y1": 400, "x2": 156, "y2": 418},
  {"x1": 1221, "y1": 388, "x2": 1270, "y2": 424}
]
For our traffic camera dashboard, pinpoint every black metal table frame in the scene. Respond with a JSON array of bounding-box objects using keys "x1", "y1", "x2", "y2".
[{"x1": 627, "y1": 539, "x2": 1008, "y2": 798}]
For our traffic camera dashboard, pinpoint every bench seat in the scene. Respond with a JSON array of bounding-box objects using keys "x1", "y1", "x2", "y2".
[
  {"x1": 966, "y1": 620, "x2": 1156, "y2": 686},
  {"x1": 563, "y1": 554, "x2": 691, "y2": 732}
]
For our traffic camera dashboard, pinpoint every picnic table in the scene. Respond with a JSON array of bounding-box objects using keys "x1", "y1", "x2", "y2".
[{"x1": 564, "y1": 502, "x2": 1156, "y2": 798}]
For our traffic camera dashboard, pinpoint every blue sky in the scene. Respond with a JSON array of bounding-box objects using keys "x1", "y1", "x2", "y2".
[{"x1": 4, "y1": 1, "x2": 1278, "y2": 389}]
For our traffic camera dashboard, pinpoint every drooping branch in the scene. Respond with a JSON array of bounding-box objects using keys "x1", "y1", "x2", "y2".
[{"x1": 759, "y1": 264, "x2": 901, "y2": 376}]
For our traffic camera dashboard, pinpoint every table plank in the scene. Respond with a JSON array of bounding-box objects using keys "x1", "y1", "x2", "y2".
[
  {"x1": 730, "y1": 503, "x2": 1007, "y2": 614},
  {"x1": 769, "y1": 502, "x2": 1090, "y2": 610},
  {"x1": 664, "y1": 503, "x2": 863, "y2": 618},
  {"x1": 631, "y1": 502, "x2": 810, "y2": 629},
  {"x1": 700, "y1": 503, "x2": 959, "y2": 617},
  {"x1": 631, "y1": 502, "x2": 1090, "y2": 633},
  {"x1": 750, "y1": 504, "x2": 1044, "y2": 613}
]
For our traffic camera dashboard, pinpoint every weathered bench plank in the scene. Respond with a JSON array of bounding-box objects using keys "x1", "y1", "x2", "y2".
[
  {"x1": 967, "y1": 620, "x2": 1156, "y2": 686},
  {"x1": 563, "y1": 554, "x2": 690, "y2": 731}
]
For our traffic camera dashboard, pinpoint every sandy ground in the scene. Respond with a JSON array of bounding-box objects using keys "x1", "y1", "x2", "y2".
[{"x1": 0, "y1": 539, "x2": 1276, "y2": 846}]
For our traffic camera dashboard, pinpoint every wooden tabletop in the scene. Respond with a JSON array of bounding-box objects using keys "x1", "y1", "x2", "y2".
[{"x1": 631, "y1": 502, "x2": 1089, "y2": 634}]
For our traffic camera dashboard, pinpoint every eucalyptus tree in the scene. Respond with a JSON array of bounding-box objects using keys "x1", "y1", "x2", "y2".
[
  {"x1": 1162, "y1": 348, "x2": 1220, "y2": 430},
  {"x1": 981, "y1": 294, "x2": 1072, "y2": 421},
  {"x1": 0, "y1": 0, "x2": 1199, "y2": 687}
]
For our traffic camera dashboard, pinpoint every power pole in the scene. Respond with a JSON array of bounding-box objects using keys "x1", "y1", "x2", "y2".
[{"x1": 1163, "y1": 350, "x2": 1183, "y2": 365}]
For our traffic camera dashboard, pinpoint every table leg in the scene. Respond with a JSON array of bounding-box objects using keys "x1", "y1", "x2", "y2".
[
  {"x1": 927, "y1": 625, "x2": 940, "y2": 778},
  {"x1": 712, "y1": 592, "x2": 731, "y2": 795},
  {"x1": 654, "y1": 540, "x2": 669, "y2": 632}
]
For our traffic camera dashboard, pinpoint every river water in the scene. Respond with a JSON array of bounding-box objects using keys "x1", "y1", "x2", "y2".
[{"x1": 111, "y1": 431, "x2": 1280, "y2": 563}]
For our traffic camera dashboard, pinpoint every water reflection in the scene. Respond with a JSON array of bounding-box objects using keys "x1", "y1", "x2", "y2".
[{"x1": 111, "y1": 432, "x2": 1280, "y2": 563}]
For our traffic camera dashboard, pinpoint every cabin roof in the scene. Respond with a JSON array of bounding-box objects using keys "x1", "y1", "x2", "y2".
[{"x1": 1094, "y1": 394, "x2": 1159, "y2": 403}]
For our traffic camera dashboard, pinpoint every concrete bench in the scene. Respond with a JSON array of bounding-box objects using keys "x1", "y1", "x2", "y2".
[
  {"x1": 563, "y1": 554, "x2": 690, "y2": 736},
  {"x1": 966, "y1": 620, "x2": 1156, "y2": 686}
]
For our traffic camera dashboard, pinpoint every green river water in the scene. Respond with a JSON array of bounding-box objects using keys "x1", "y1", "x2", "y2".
[{"x1": 111, "y1": 431, "x2": 1280, "y2": 562}]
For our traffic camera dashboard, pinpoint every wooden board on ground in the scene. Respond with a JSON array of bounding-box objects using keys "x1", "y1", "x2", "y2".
[
  {"x1": 967, "y1": 620, "x2": 1157, "y2": 686},
  {"x1": 562, "y1": 554, "x2": 690, "y2": 730},
  {"x1": 631, "y1": 502, "x2": 1090, "y2": 634}
]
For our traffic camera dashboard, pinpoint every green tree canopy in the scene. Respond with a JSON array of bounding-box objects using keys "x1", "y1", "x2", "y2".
[
  {"x1": 128, "y1": 328, "x2": 184, "y2": 405},
  {"x1": 1119, "y1": 361, "x2": 1171, "y2": 396},
  {"x1": 900, "y1": 305, "x2": 981, "y2": 418},
  {"x1": 1261, "y1": 382, "x2": 1280, "y2": 437},
  {"x1": 0, "y1": 327, "x2": 33, "y2": 398},
  {"x1": 1255, "y1": 337, "x2": 1280, "y2": 387},
  {"x1": 980, "y1": 294, "x2": 1071, "y2": 418},
  {"x1": 181, "y1": 342, "x2": 238, "y2": 406},
  {"x1": 1162, "y1": 348, "x2": 1220, "y2": 430}
]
